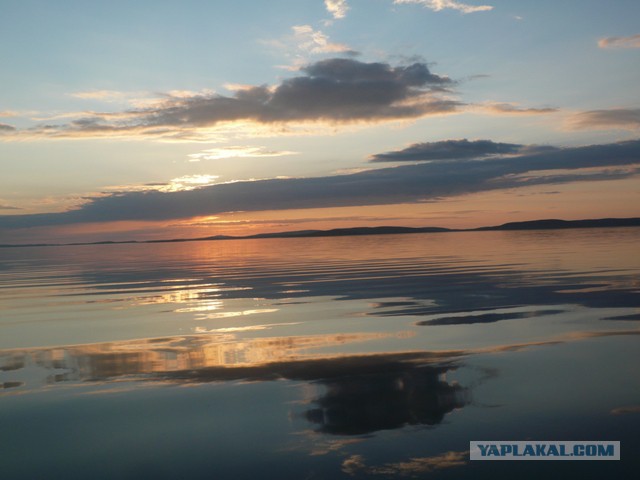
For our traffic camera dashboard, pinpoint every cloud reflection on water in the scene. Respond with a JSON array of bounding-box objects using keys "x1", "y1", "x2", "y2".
[
  {"x1": 416, "y1": 307, "x2": 566, "y2": 326},
  {"x1": 342, "y1": 450, "x2": 469, "y2": 477},
  {"x1": 2, "y1": 326, "x2": 638, "y2": 395},
  {"x1": 304, "y1": 364, "x2": 469, "y2": 435}
]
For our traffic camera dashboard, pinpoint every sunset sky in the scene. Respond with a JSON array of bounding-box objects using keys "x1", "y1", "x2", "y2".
[{"x1": 1, "y1": 0, "x2": 639, "y2": 243}]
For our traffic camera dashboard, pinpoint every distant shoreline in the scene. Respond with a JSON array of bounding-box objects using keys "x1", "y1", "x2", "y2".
[{"x1": 1, "y1": 217, "x2": 639, "y2": 249}]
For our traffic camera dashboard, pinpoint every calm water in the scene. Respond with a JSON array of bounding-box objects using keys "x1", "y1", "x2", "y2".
[{"x1": 1, "y1": 229, "x2": 639, "y2": 479}]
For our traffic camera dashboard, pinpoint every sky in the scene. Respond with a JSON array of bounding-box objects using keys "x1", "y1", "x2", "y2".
[{"x1": 1, "y1": 0, "x2": 639, "y2": 243}]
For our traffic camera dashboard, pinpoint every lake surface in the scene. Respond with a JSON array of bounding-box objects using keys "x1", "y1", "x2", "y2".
[{"x1": 1, "y1": 229, "x2": 639, "y2": 479}]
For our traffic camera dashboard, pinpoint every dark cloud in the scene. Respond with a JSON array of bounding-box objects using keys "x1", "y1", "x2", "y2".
[
  {"x1": 263, "y1": 59, "x2": 454, "y2": 121},
  {"x1": 370, "y1": 139, "x2": 534, "y2": 162},
  {"x1": 162, "y1": 58, "x2": 454, "y2": 124},
  {"x1": 302, "y1": 58, "x2": 450, "y2": 86},
  {"x1": 0, "y1": 123, "x2": 16, "y2": 132},
  {"x1": 18, "y1": 59, "x2": 458, "y2": 139},
  {"x1": 1, "y1": 139, "x2": 638, "y2": 230},
  {"x1": 567, "y1": 108, "x2": 640, "y2": 130}
]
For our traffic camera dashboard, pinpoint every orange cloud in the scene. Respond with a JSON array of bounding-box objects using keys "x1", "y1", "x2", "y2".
[{"x1": 598, "y1": 34, "x2": 640, "y2": 49}]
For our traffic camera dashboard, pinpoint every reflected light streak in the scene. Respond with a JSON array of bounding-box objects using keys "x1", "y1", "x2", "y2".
[
  {"x1": 194, "y1": 308, "x2": 279, "y2": 319},
  {"x1": 194, "y1": 322, "x2": 301, "y2": 333}
]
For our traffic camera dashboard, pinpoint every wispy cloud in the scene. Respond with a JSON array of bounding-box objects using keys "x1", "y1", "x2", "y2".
[
  {"x1": 103, "y1": 175, "x2": 221, "y2": 194},
  {"x1": 610, "y1": 405, "x2": 640, "y2": 415},
  {"x1": 69, "y1": 90, "x2": 139, "y2": 102},
  {"x1": 598, "y1": 34, "x2": 640, "y2": 49},
  {"x1": 478, "y1": 102, "x2": 558, "y2": 115},
  {"x1": 394, "y1": 0, "x2": 493, "y2": 14},
  {"x1": 325, "y1": 0, "x2": 349, "y2": 20},
  {"x1": 187, "y1": 146, "x2": 297, "y2": 162},
  {"x1": 1, "y1": 139, "x2": 638, "y2": 230},
  {"x1": 290, "y1": 25, "x2": 357, "y2": 55},
  {"x1": 0, "y1": 204, "x2": 21, "y2": 210},
  {"x1": 566, "y1": 108, "x2": 640, "y2": 130},
  {"x1": 2, "y1": 58, "x2": 457, "y2": 141},
  {"x1": 265, "y1": 25, "x2": 358, "y2": 70},
  {"x1": 69, "y1": 89, "x2": 217, "y2": 106}
]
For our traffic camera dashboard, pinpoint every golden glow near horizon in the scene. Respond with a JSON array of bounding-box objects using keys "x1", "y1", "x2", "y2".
[
  {"x1": 108, "y1": 176, "x2": 640, "y2": 238},
  {"x1": 2, "y1": 174, "x2": 639, "y2": 244}
]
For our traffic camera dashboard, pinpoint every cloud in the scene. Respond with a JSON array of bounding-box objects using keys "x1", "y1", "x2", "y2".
[
  {"x1": 598, "y1": 34, "x2": 640, "y2": 49},
  {"x1": 187, "y1": 146, "x2": 297, "y2": 162},
  {"x1": 0, "y1": 204, "x2": 21, "y2": 210},
  {"x1": 479, "y1": 102, "x2": 558, "y2": 115},
  {"x1": 325, "y1": 0, "x2": 349, "y2": 19},
  {"x1": 611, "y1": 405, "x2": 640, "y2": 415},
  {"x1": 369, "y1": 139, "x2": 534, "y2": 162},
  {"x1": 266, "y1": 26, "x2": 359, "y2": 71},
  {"x1": 1, "y1": 139, "x2": 638, "y2": 230},
  {"x1": 102, "y1": 175, "x2": 223, "y2": 195},
  {"x1": 291, "y1": 25, "x2": 357, "y2": 55},
  {"x1": 0, "y1": 123, "x2": 16, "y2": 132},
  {"x1": 394, "y1": 0, "x2": 493, "y2": 14},
  {"x1": 4, "y1": 58, "x2": 457, "y2": 141},
  {"x1": 153, "y1": 175, "x2": 219, "y2": 192},
  {"x1": 566, "y1": 108, "x2": 640, "y2": 131},
  {"x1": 69, "y1": 90, "x2": 140, "y2": 102}
]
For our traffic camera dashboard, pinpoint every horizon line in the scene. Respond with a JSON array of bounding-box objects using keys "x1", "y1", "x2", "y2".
[{"x1": 1, "y1": 216, "x2": 639, "y2": 249}]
